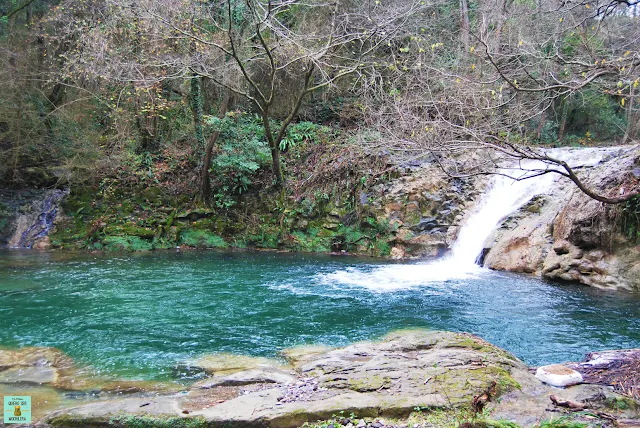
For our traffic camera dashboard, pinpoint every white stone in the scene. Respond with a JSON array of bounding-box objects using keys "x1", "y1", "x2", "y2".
[{"x1": 535, "y1": 364, "x2": 583, "y2": 387}]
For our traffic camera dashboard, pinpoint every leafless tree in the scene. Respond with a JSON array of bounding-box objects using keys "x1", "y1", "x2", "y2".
[{"x1": 363, "y1": 0, "x2": 640, "y2": 204}]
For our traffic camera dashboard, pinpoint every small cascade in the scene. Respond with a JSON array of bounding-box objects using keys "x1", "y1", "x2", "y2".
[
  {"x1": 448, "y1": 147, "x2": 614, "y2": 268},
  {"x1": 321, "y1": 147, "x2": 616, "y2": 291},
  {"x1": 446, "y1": 160, "x2": 558, "y2": 268},
  {"x1": 7, "y1": 189, "x2": 68, "y2": 249}
]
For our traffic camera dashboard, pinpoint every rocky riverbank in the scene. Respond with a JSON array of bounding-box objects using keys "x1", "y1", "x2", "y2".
[
  {"x1": 0, "y1": 330, "x2": 636, "y2": 427},
  {"x1": 2, "y1": 145, "x2": 639, "y2": 291}
]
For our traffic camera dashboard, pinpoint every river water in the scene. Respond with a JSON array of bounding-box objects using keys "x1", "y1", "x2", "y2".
[{"x1": 0, "y1": 249, "x2": 639, "y2": 381}]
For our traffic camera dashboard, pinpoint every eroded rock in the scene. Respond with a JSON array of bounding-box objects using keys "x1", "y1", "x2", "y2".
[{"x1": 38, "y1": 331, "x2": 640, "y2": 427}]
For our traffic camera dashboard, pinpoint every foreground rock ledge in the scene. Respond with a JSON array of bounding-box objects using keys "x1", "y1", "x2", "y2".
[{"x1": 40, "y1": 330, "x2": 639, "y2": 428}]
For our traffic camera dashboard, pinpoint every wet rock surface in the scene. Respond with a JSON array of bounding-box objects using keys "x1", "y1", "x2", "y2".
[
  {"x1": 368, "y1": 164, "x2": 482, "y2": 259},
  {"x1": 482, "y1": 145, "x2": 640, "y2": 290},
  {"x1": 37, "y1": 330, "x2": 640, "y2": 427},
  {"x1": 2, "y1": 188, "x2": 68, "y2": 249}
]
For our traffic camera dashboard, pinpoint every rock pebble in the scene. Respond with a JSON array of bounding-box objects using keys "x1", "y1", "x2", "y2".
[{"x1": 535, "y1": 364, "x2": 583, "y2": 387}]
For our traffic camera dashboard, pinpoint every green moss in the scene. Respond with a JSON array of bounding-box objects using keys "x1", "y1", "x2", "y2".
[
  {"x1": 179, "y1": 229, "x2": 228, "y2": 248},
  {"x1": 432, "y1": 364, "x2": 520, "y2": 405},
  {"x1": 403, "y1": 210, "x2": 421, "y2": 226},
  {"x1": 404, "y1": 408, "x2": 521, "y2": 428},
  {"x1": 103, "y1": 236, "x2": 153, "y2": 252},
  {"x1": 104, "y1": 224, "x2": 156, "y2": 239},
  {"x1": 109, "y1": 415, "x2": 208, "y2": 428},
  {"x1": 604, "y1": 396, "x2": 638, "y2": 411},
  {"x1": 536, "y1": 417, "x2": 587, "y2": 428},
  {"x1": 290, "y1": 231, "x2": 331, "y2": 253},
  {"x1": 347, "y1": 375, "x2": 392, "y2": 392},
  {"x1": 49, "y1": 414, "x2": 112, "y2": 427},
  {"x1": 152, "y1": 237, "x2": 176, "y2": 250},
  {"x1": 446, "y1": 337, "x2": 519, "y2": 363}
]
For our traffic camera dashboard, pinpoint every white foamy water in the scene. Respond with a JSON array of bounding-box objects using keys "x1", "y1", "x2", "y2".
[{"x1": 321, "y1": 147, "x2": 614, "y2": 292}]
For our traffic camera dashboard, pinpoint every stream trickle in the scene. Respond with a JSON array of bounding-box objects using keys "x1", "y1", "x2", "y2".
[{"x1": 7, "y1": 188, "x2": 68, "y2": 248}]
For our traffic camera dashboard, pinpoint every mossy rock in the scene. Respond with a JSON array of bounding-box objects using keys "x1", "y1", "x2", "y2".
[
  {"x1": 316, "y1": 228, "x2": 336, "y2": 238},
  {"x1": 104, "y1": 224, "x2": 156, "y2": 239},
  {"x1": 187, "y1": 218, "x2": 215, "y2": 231},
  {"x1": 102, "y1": 236, "x2": 153, "y2": 252},
  {"x1": 140, "y1": 187, "x2": 164, "y2": 203},
  {"x1": 179, "y1": 229, "x2": 227, "y2": 249},
  {"x1": 176, "y1": 209, "x2": 215, "y2": 221},
  {"x1": 347, "y1": 375, "x2": 392, "y2": 392}
]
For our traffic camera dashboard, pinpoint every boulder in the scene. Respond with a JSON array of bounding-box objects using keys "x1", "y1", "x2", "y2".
[
  {"x1": 535, "y1": 364, "x2": 583, "y2": 387},
  {"x1": 481, "y1": 145, "x2": 640, "y2": 291}
]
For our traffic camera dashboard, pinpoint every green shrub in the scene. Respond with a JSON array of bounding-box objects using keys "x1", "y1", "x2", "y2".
[
  {"x1": 207, "y1": 113, "x2": 271, "y2": 201},
  {"x1": 279, "y1": 121, "x2": 331, "y2": 151}
]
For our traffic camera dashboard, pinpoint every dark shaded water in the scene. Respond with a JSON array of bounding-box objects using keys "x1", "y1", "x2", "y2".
[{"x1": 0, "y1": 250, "x2": 638, "y2": 380}]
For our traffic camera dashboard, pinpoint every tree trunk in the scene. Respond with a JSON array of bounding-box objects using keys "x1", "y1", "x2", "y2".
[
  {"x1": 260, "y1": 108, "x2": 284, "y2": 186},
  {"x1": 622, "y1": 84, "x2": 636, "y2": 143},
  {"x1": 201, "y1": 93, "x2": 234, "y2": 202},
  {"x1": 190, "y1": 75, "x2": 205, "y2": 149},
  {"x1": 558, "y1": 97, "x2": 569, "y2": 141},
  {"x1": 536, "y1": 109, "x2": 547, "y2": 140},
  {"x1": 459, "y1": 0, "x2": 470, "y2": 50},
  {"x1": 44, "y1": 82, "x2": 66, "y2": 139}
]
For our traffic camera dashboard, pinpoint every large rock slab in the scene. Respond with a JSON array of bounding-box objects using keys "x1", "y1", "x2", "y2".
[
  {"x1": 37, "y1": 331, "x2": 640, "y2": 427},
  {"x1": 42, "y1": 330, "x2": 528, "y2": 427}
]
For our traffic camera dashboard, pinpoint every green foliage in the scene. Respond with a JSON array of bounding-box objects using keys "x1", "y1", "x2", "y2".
[
  {"x1": 536, "y1": 417, "x2": 587, "y2": 428},
  {"x1": 103, "y1": 236, "x2": 153, "y2": 252},
  {"x1": 374, "y1": 239, "x2": 392, "y2": 256},
  {"x1": 290, "y1": 230, "x2": 331, "y2": 253},
  {"x1": 0, "y1": 201, "x2": 11, "y2": 240},
  {"x1": 336, "y1": 224, "x2": 368, "y2": 250},
  {"x1": 207, "y1": 113, "x2": 271, "y2": 203},
  {"x1": 620, "y1": 195, "x2": 640, "y2": 242},
  {"x1": 563, "y1": 91, "x2": 625, "y2": 141},
  {"x1": 279, "y1": 121, "x2": 330, "y2": 151},
  {"x1": 179, "y1": 229, "x2": 228, "y2": 248},
  {"x1": 535, "y1": 89, "x2": 626, "y2": 145}
]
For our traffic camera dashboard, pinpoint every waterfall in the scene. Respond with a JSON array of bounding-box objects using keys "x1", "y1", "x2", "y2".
[
  {"x1": 446, "y1": 161, "x2": 557, "y2": 267},
  {"x1": 320, "y1": 147, "x2": 616, "y2": 291},
  {"x1": 449, "y1": 148, "x2": 614, "y2": 267}
]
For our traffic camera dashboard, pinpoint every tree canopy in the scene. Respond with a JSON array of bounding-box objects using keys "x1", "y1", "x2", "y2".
[{"x1": 0, "y1": 0, "x2": 638, "y2": 202}]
